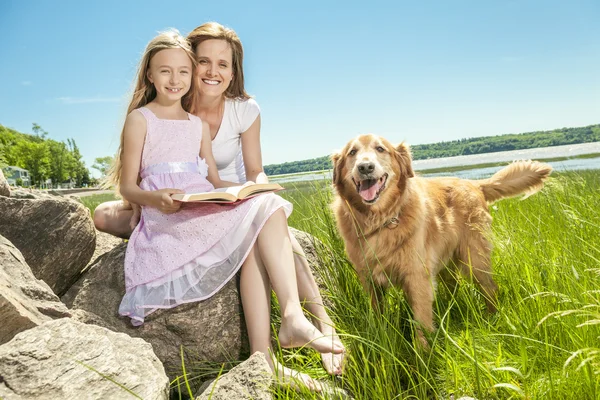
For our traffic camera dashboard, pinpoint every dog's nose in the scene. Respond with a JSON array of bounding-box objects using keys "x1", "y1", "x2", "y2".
[{"x1": 358, "y1": 162, "x2": 375, "y2": 175}]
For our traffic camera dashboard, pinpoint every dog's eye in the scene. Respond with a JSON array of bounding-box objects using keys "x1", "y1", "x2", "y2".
[
  {"x1": 349, "y1": 149, "x2": 357, "y2": 156},
  {"x1": 376, "y1": 146, "x2": 385, "y2": 153}
]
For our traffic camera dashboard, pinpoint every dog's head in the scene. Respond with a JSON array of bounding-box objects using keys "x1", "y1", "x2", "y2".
[{"x1": 331, "y1": 134, "x2": 414, "y2": 210}]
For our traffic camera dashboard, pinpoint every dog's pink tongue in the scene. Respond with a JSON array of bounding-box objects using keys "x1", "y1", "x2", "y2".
[{"x1": 359, "y1": 180, "x2": 380, "y2": 201}]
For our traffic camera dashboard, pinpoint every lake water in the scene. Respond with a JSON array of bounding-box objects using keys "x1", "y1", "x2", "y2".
[{"x1": 270, "y1": 142, "x2": 600, "y2": 183}]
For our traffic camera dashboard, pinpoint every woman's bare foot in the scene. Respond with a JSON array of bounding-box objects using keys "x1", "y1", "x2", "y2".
[
  {"x1": 278, "y1": 312, "x2": 345, "y2": 354},
  {"x1": 313, "y1": 319, "x2": 345, "y2": 375}
]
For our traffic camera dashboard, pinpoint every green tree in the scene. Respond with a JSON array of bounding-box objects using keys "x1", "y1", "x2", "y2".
[
  {"x1": 92, "y1": 156, "x2": 114, "y2": 178},
  {"x1": 67, "y1": 138, "x2": 88, "y2": 186},
  {"x1": 17, "y1": 141, "x2": 51, "y2": 186},
  {"x1": 31, "y1": 122, "x2": 48, "y2": 140},
  {"x1": 48, "y1": 140, "x2": 71, "y2": 184}
]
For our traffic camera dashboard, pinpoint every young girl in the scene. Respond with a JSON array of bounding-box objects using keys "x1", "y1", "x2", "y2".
[{"x1": 107, "y1": 29, "x2": 343, "y2": 390}]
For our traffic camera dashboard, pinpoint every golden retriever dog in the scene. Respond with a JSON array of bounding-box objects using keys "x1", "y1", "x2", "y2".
[{"x1": 331, "y1": 134, "x2": 552, "y2": 346}]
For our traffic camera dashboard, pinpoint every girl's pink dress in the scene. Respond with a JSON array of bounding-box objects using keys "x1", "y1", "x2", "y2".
[{"x1": 118, "y1": 107, "x2": 292, "y2": 326}]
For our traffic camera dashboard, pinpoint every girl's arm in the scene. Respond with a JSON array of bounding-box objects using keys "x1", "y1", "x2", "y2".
[
  {"x1": 200, "y1": 120, "x2": 238, "y2": 188},
  {"x1": 119, "y1": 110, "x2": 183, "y2": 213},
  {"x1": 240, "y1": 115, "x2": 269, "y2": 184}
]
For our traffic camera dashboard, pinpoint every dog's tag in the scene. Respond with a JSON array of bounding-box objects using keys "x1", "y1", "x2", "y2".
[{"x1": 386, "y1": 217, "x2": 400, "y2": 229}]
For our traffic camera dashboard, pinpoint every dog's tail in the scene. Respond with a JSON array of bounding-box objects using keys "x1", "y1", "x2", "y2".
[{"x1": 477, "y1": 160, "x2": 552, "y2": 203}]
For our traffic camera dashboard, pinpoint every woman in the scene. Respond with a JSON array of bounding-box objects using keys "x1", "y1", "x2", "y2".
[{"x1": 94, "y1": 22, "x2": 344, "y2": 389}]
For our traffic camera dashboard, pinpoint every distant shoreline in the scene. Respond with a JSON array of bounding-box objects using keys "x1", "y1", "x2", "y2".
[{"x1": 268, "y1": 150, "x2": 600, "y2": 179}]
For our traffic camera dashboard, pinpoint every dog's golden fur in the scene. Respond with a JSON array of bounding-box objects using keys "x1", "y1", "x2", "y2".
[{"x1": 331, "y1": 134, "x2": 552, "y2": 345}]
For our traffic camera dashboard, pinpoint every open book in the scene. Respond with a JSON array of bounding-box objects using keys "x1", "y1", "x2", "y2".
[{"x1": 171, "y1": 183, "x2": 283, "y2": 203}]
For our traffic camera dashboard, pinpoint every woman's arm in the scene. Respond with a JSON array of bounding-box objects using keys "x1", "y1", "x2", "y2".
[
  {"x1": 200, "y1": 120, "x2": 238, "y2": 188},
  {"x1": 241, "y1": 114, "x2": 269, "y2": 184},
  {"x1": 119, "y1": 111, "x2": 183, "y2": 213}
]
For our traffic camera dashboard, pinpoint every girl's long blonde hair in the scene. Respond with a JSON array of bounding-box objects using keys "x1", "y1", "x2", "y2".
[
  {"x1": 105, "y1": 29, "x2": 198, "y2": 191},
  {"x1": 187, "y1": 22, "x2": 251, "y2": 109}
]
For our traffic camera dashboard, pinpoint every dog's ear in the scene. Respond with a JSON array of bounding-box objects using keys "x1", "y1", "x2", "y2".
[
  {"x1": 394, "y1": 142, "x2": 414, "y2": 178},
  {"x1": 331, "y1": 151, "x2": 343, "y2": 185}
]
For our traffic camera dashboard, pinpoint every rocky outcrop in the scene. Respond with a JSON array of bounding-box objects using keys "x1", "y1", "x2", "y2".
[
  {"x1": 195, "y1": 352, "x2": 272, "y2": 400},
  {"x1": 0, "y1": 318, "x2": 169, "y2": 400},
  {"x1": 62, "y1": 243, "x2": 249, "y2": 380},
  {"x1": 0, "y1": 234, "x2": 70, "y2": 345},
  {"x1": 0, "y1": 194, "x2": 96, "y2": 295}
]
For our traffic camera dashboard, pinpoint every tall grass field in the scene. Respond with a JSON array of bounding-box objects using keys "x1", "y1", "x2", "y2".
[{"x1": 80, "y1": 170, "x2": 600, "y2": 399}]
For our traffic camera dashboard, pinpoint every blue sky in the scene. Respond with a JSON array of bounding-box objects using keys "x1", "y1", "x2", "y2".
[{"x1": 1, "y1": 0, "x2": 598, "y2": 177}]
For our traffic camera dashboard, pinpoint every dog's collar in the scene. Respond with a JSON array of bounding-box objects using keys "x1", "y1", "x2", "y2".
[{"x1": 361, "y1": 215, "x2": 400, "y2": 239}]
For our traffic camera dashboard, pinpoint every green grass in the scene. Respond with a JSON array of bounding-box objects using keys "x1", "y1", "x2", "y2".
[
  {"x1": 79, "y1": 193, "x2": 119, "y2": 216},
  {"x1": 80, "y1": 170, "x2": 600, "y2": 399},
  {"x1": 282, "y1": 170, "x2": 600, "y2": 399}
]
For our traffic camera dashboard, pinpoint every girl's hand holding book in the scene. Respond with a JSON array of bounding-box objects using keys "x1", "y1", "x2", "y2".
[{"x1": 150, "y1": 188, "x2": 185, "y2": 214}]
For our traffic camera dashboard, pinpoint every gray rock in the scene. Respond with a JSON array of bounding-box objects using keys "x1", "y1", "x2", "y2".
[
  {"x1": 0, "y1": 234, "x2": 70, "y2": 345},
  {"x1": 195, "y1": 351, "x2": 273, "y2": 400},
  {"x1": 9, "y1": 187, "x2": 54, "y2": 199},
  {"x1": 0, "y1": 169, "x2": 9, "y2": 197},
  {"x1": 61, "y1": 243, "x2": 249, "y2": 381},
  {"x1": 0, "y1": 194, "x2": 96, "y2": 295},
  {"x1": 0, "y1": 318, "x2": 169, "y2": 400},
  {"x1": 88, "y1": 229, "x2": 124, "y2": 266}
]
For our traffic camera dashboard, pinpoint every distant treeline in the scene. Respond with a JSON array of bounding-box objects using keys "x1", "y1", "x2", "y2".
[
  {"x1": 265, "y1": 124, "x2": 600, "y2": 176},
  {"x1": 0, "y1": 124, "x2": 91, "y2": 187}
]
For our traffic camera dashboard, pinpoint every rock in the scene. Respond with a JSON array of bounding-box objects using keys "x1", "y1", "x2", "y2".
[
  {"x1": 0, "y1": 194, "x2": 96, "y2": 295},
  {"x1": 8, "y1": 187, "x2": 54, "y2": 199},
  {"x1": 89, "y1": 229, "x2": 123, "y2": 266},
  {"x1": 69, "y1": 308, "x2": 111, "y2": 329},
  {"x1": 0, "y1": 234, "x2": 70, "y2": 345},
  {"x1": 195, "y1": 352, "x2": 272, "y2": 400},
  {"x1": 0, "y1": 318, "x2": 169, "y2": 400},
  {"x1": 0, "y1": 169, "x2": 9, "y2": 197},
  {"x1": 62, "y1": 243, "x2": 249, "y2": 381}
]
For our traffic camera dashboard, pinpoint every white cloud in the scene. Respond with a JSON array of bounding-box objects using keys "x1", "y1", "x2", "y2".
[
  {"x1": 21, "y1": 81, "x2": 32, "y2": 86},
  {"x1": 56, "y1": 96, "x2": 122, "y2": 104}
]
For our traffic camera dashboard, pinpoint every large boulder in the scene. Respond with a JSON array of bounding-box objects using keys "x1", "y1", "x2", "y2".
[
  {"x1": 0, "y1": 194, "x2": 96, "y2": 295},
  {"x1": 0, "y1": 234, "x2": 70, "y2": 345},
  {"x1": 0, "y1": 318, "x2": 169, "y2": 400},
  {"x1": 0, "y1": 169, "x2": 9, "y2": 197},
  {"x1": 62, "y1": 243, "x2": 249, "y2": 380},
  {"x1": 195, "y1": 352, "x2": 272, "y2": 400},
  {"x1": 89, "y1": 229, "x2": 123, "y2": 266}
]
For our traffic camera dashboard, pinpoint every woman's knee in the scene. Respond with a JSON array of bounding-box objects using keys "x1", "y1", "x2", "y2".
[{"x1": 92, "y1": 203, "x2": 110, "y2": 231}]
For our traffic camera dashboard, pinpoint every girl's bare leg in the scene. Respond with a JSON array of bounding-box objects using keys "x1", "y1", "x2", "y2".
[
  {"x1": 290, "y1": 234, "x2": 345, "y2": 375},
  {"x1": 256, "y1": 210, "x2": 344, "y2": 355},
  {"x1": 241, "y1": 244, "x2": 321, "y2": 391},
  {"x1": 93, "y1": 200, "x2": 134, "y2": 239}
]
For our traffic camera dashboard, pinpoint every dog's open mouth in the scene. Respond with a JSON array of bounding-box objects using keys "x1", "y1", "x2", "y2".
[{"x1": 353, "y1": 173, "x2": 388, "y2": 203}]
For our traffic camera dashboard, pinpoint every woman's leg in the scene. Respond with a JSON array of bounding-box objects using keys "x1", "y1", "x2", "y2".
[
  {"x1": 256, "y1": 209, "x2": 344, "y2": 355},
  {"x1": 241, "y1": 244, "x2": 321, "y2": 391},
  {"x1": 93, "y1": 200, "x2": 135, "y2": 239},
  {"x1": 289, "y1": 233, "x2": 345, "y2": 375}
]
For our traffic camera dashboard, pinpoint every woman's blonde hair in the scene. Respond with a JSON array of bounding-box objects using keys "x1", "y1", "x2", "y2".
[
  {"x1": 105, "y1": 29, "x2": 197, "y2": 190},
  {"x1": 187, "y1": 22, "x2": 250, "y2": 105}
]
